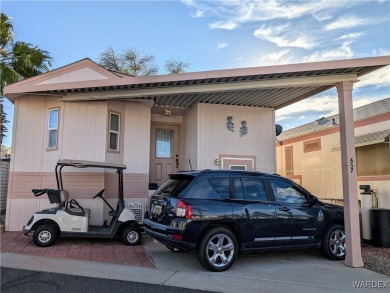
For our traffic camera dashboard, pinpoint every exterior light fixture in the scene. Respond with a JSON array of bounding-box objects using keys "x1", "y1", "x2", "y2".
[{"x1": 164, "y1": 109, "x2": 172, "y2": 116}]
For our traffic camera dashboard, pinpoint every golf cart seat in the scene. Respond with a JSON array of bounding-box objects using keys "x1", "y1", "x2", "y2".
[{"x1": 60, "y1": 190, "x2": 91, "y2": 218}]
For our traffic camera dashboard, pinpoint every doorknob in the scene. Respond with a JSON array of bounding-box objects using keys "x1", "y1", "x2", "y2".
[{"x1": 175, "y1": 154, "x2": 179, "y2": 168}]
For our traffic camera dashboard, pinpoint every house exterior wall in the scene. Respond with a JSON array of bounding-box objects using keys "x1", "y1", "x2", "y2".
[
  {"x1": 195, "y1": 103, "x2": 276, "y2": 172},
  {"x1": 183, "y1": 104, "x2": 198, "y2": 170},
  {"x1": 6, "y1": 96, "x2": 152, "y2": 231},
  {"x1": 276, "y1": 114, "x2": 390, "y2": 209}
]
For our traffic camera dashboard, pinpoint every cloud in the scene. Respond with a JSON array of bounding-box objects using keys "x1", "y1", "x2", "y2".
[
  {"x1": 302, "y1": 42, "x2": 354, "y2": 62},
  {"x1": 372, "y1": 48, "x2": 390, "y2": 56},
  {"x1": 182, "y1": 0, "x2": 354, "y2": 28},
  {"x1": 217, "y1": 42, "x2": 229, "y2": 49},
  {"x1": 253, "y1": 24, "x2": 316, "y2": 49},
  {"x1": 355, "y1": 67, "x2": 390, "y2": 89},
  {"x1": 209, "y1": 21, "x2": 238, "y2": 30},
  {"x1": 337, "y1": 32, "x2": 364, "y2": 40},
  {"x1": 276, "y1": 95, "x2": 340, "y2": 122},
  {"x1": 256, "y1": 49, "x2": 293, "y2": 65},
  {"x1": 192, "y1": 9, "x2": 204, "y2": 18},
  {"x1": 325, "y1": 16, "x2": 368, "y2": 30}
]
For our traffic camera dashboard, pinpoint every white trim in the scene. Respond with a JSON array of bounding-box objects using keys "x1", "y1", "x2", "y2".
[
  {"x1": 47, "y1": 108, "x2": 59, "y2": 149},
  {"x1": 221, "y1": 157, "x2": 255, "y2": 170},
  {"x1": 108, "y1": 112, "x2": 120, "y2": 152}
]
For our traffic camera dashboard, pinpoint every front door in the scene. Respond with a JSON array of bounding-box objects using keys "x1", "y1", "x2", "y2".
[{"x1": 150, "y1": 124, "x2": 180, "y2": 186}]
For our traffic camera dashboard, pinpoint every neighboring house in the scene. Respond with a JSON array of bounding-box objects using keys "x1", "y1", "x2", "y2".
[
  {"x1": 0, "y1": 158, "x2": 10, "y2": 214},
  {"x1": 3, "y1": 57, "x2": 389, "y2": 232},
  {"x1": 1, "y1": 145, "x2": 11, "y2": 158},
  {"x1": 276, "y1": 98, "x2": 390, "y2": 209}
]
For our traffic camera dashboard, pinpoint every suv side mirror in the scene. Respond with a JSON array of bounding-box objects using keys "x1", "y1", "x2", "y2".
[{"x1": 310, "y1": 195, "x2": 318, "y2": 205}]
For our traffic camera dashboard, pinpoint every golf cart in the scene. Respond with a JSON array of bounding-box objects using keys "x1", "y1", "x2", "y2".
[{"x1": 23, "y1": 159, "x2": 142, "y2": 247}]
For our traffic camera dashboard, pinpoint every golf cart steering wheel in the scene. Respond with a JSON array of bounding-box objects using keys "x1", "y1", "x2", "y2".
[{"x1": 93, "y1": 189, "x2": 105, "y2": 199}]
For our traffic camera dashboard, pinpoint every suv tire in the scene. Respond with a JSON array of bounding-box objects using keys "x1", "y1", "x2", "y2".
[
  {"x1": 321, "y1": 224, "x2": 346, "y2": 260},
  {"x1": 197, "y1": 227, "x2": 238, "y2": 272}
]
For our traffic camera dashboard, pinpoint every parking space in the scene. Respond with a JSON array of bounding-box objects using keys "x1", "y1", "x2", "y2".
[{"x1": 143, "y1": 235, "x2": 389, "y2": 292}]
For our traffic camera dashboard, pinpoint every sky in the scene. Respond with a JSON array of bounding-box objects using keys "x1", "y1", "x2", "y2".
[{"x1": 1, "y1": 0, "x2": 390, "y2": 147}]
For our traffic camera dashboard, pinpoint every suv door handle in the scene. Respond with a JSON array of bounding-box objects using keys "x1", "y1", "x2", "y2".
[{"x1": 279, "y1": 207, "x2": 290, "y2": 212}]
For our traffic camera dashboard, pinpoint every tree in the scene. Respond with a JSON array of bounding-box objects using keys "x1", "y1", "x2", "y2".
[
  {"x1": 98, "y1": 47, "x2": 159, "y2": 76},
  {"x1": 0, "y1": 12, "x2": 53, "y2": 142},
  {"x1": 165, "y1": 58, "x2": 190, "y2": 74}
]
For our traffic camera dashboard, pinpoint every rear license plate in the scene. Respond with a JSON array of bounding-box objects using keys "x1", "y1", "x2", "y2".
[{"x1": 153, "y1": 204, "x2": 162, "y2": 215}]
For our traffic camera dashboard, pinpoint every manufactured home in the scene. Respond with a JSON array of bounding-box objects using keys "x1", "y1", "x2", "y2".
[{"x1": 4, "y1": 56, "x2": 390, "y2": 267}]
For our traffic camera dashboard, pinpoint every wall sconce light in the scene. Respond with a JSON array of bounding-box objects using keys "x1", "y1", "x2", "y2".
[
  {"x1": 164, "y1": 109, "x2": 172, "y2": 116},
  {"x1": 214, "y1": 159, "x2": 220, "y2": 166},
  {"x1": 384, "y1": 135, "x2": 390, "y2": 144}
]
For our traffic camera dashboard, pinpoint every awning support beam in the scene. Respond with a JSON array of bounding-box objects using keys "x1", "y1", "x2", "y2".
[{"x1": 336, "y1": 81, "x2": 364, "y2": 268}]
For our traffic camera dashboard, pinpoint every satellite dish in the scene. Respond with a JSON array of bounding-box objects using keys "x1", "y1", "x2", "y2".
[
  {"x1": 275, "y1": 124, "x2": 283, "y2": 136},
  {"x1": 316, "y1": 117, "x2": 330, "y2": 125}
]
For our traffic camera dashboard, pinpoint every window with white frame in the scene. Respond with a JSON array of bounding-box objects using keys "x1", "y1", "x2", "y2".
[
  {"x1": 48, "y1": 108, "x2": 59, "y2": 149},
  {"x1": 109, "y1": 112, "x2": 120, "y2": 151}
]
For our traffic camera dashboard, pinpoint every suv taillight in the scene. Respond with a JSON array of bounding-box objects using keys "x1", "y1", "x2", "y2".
[{"x1": 175, "y1": 199, "x2": 192, "y2": 219}]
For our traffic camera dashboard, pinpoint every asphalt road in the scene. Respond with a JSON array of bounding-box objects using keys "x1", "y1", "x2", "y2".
[{"x1": 1, "y1": 267, "x2": 217, "y2": 293}]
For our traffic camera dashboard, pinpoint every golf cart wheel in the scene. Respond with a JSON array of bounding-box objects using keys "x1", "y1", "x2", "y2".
[
  {"x1": 121, "y1": 224, "x2": 142, "y2": 246},
  {"x1": 197, "y1": 227, "x2": 238, "y2": 272},
  {"x1": 321, "y1": 224, "x2": 346, "y2": 260},
  {"x1": 33, "y1": 225, "x2": 58, "y2": 247}
]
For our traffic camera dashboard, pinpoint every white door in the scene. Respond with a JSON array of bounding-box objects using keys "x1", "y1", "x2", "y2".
[{"x1": 150, "y1": 124, "x2": 180, "y2": 186}]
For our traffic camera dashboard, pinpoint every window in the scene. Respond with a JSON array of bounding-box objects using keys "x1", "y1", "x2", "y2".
[
  {"x1": 48, "y1": 109, "x2": 59, "y2": 149},
  {"x1": 229, "y1": 165, "x2": 246, "y2": 170},
  {"x1": 241, "y1": 178, "x2": 268, "y2": 201},
  {"x1": 356, "y1": 143, "x2": 390, "y2": 176},
  {"x1": 155, "y1": 177, "x2": 193, "y2": 198},
  {"x1": 285, "y1": 146, "x2": 293, "y2": 176},
  {"x1": 109, "y1": 112, "x2": 120, "y2": 151},
  {"x1": 233, "y1": 177, "x2": 267, "y2": 201},
  {"x1": 269, "y1": 179, "x2": 307, "y2": 204},
  {"x1": 156, "y1": 129, "x2": 173, "y2": 158},
  {"x1": 208, "y1": 177, "x2": 230, "y2": 199},
  {"x1": 303, "y1": 138, "x2": 321, "y2": 153}
]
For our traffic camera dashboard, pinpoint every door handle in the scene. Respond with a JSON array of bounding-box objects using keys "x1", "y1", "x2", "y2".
[
  {"x1": 279, "y1": 207, "x2": 290, "y2": 212},
  {"x1": 175, "y1": 154, "x2": 179, "y2": 168},
  {"x1": 244, "y1": 208, "x2": 250, "y2": 221}
]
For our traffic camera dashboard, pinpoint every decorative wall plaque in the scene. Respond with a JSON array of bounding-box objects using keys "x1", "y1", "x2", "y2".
[
  {"x1": 226, "y1": 116, "x2": 234, "y2": 132},
  {"x1": 240, "y1": 120, "x2": 248, "y2": 136}
]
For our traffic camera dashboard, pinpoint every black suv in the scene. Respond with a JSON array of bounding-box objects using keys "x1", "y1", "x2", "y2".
[{"x1": 144, "y1": 170, "x2": 345, "y2": 272}]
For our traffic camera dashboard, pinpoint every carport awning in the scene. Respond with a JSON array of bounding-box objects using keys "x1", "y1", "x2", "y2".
[
  {"x1": 4, "y1": 56, "x2": 390, "y2": 110},
  {"x1": 355, "y1": 129, "x2": 390, "y2": 147}
]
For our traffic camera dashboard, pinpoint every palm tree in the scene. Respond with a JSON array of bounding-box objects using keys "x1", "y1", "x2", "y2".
[{"x1": 0, "y1": 12, "x2": 53, "y2": 142}]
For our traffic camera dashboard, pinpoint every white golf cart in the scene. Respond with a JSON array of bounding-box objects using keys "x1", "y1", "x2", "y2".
[{"x1": 23, "y1": 159, "x2": 142, "y2": 247}]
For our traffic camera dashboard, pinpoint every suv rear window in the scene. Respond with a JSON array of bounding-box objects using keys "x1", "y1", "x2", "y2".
[{"x1": 155, "y1": 176, "x2": 193, "y2": 198}]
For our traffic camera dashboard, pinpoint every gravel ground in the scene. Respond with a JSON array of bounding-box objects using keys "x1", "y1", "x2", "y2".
[{"x1": 361, "y1": 244, "x2": 390, "y2": 276}]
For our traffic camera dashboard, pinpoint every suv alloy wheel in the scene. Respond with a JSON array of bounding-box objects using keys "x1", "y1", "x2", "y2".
[{"x1": 197, "y1": 227, "x2": 238, "y2": 272}]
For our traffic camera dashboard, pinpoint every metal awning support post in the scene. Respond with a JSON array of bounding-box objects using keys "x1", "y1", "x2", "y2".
[{"x1": 336, "y1": 81, "x2": 364, "y2": 267}]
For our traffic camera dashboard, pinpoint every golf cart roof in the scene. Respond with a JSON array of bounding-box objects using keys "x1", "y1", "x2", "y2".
[{"x1": 57, "y1": 159, "x2": 126, "y2": 169}]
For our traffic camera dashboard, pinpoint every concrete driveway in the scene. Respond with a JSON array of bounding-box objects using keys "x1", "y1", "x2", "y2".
[{"x1": 143, "y1": 235, "x2": 389, "y2": 292}]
